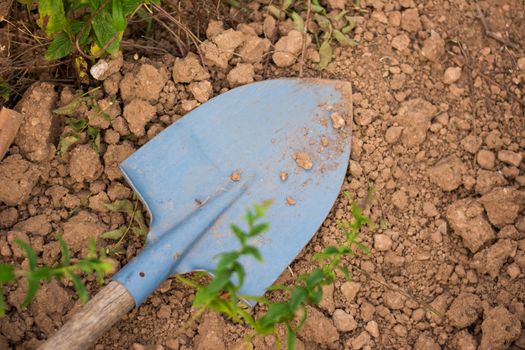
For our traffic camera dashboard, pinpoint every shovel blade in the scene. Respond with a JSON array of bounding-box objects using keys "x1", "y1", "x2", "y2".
[{"x1": 114, "y1": 79, "x2": 352, "y2": 305}]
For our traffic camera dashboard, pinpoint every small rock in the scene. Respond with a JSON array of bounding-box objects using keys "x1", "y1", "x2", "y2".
[
  {"x1": 421, "y1": 30, "x2": 445, "y2": 62},
  {"x1": 90, "y1": 53, "x2": 123, "y2": 81},
  {"x1": 319, "y1": 284, "x2": 335, "y2": 313},
  {"x1": 385, "y1": 126, "x2": 403, "y2": 144},
  {"x1": 123, "y1": 99, "x2": 157, "y2": 137},
  {"x1": 206, "y1": 20, "x2": 224, "y2": 39},
  {"x1": 391, "y1": 34, "x2": 410, "y2": 51},
  {"x1": 498, "y1": 225, "x2": 523, "y2": 240},
  {"x1": 365, "y1": 321, "x2": 379, "y2": 338},
  {"x1": 476, "y1": 170, "x2": 507, "y2": 195},
  {"x1": 132, "y1": 344, "x2": 164, "y2": 350},
  {"x1": 443, "y1": 67, "x2": 462, "y2": 84},
  {"x1": 69, "y1": 144, "x2": 103, "y2": 183},
  {"x1": 382, "y1": 291, "x2": 406, "y2": 310},
  {"x1": 479, "y1": 187, "x2": 519, "y2": 227},
  {"x1": 238, "y1": 36, "x2": 271, "y2": 64},
  {"x1": 62, "y1": 211, "x2": 106, "y2": 252},
  {"x1": 14, "y1": 82, "x2": 59, "y2": 162},
  {"x1": 88, "y1": 192, "x2": 110, "y2": 212},
  {"x1": 349, "y1": 160, "x2": 363, "y2": 177},
  {"x1": 414, "y1": 334, "x2": 440, "y2": 350},
  {"x1": 476, "y1": 150, "x2": 496, "y2": 169},
  {"x1": 331, "y1": 112, "x2": 346, "y2": 129},
  {"x1": 446, "y1": 293, "x2": 482, "y2": 328},
  {"x1": 14, "y1": 215, "x2": 51, "y2": 236},
  {"x1": 104, "y1": 143, "x2": 136, "y2": 180},
  {"x1": 471, "y1": 239, "x2": 517, "y2": 278},
  {"x1": 212, "y1": 29, "x2": 245, "y2": 53},
  {"x1": 194, "y1": 312, "x2": 226, "y2": 350},
  {"x1": 7, "y1": 231, "x2": 30, "y2": 258},
  {"x1": 293, "y1": 152, "x2": 313, "y2": 170},
  {"x1": 286, "y1": 196, "x2": 296, "y2": 206},
  {"x1": 422, "y1": 202, "x2": 438, "y2": 217},
  {"x1": 374, "y1": 234, "x2": 392, "y2": 251},
  {"x1": 272, "y1": 30, "x2": 306, "y2": 67},
  {"x1": 393, "y1": 324, "x2": 407, "y2": 337},
  {"x1": 173, "y1": 53, "x2": 210, "y2": 83},
  {"x1": 332, "y1": 309, "x2": 357, "y2": 332},
  {"x1": 120, "y1": 64, "x2": 168, "y2": 103},
  {"x1": 480, "y1": 306, "x2": 521, "y2": 350},
  {"x1": 298, "y1": 306, "x2": 339, "y2": 345},
  {"x1": 107, "y1": 182, "x2": 132, "y2": 201},
  {"x1": 230, "y1": 171, "x2": 241, "y2": 182},
  {"x1": 280, "y1": 172, "x2": 288, "y2": 181},
  {"x1": 498, "y1": 150, "x2": 522, "y2": 167},
  {"x1": 0, "y1": 207, "x2": 18, "y2": 228},
  {"x1": 188, "y1": 81, "x2": 213, "y2": 103},
  {"x1": 227, "y1": 63, "x2": 255, "y2": 87},
  {"x1": 401, "y1": 8, "x2": 421, "y2": 32},
  {"x1": 452, "y1": 330, "x2": 478, "y2": 350},
  {"x1": 428, "y1": 155, "x2": 466, "y2": 191},
  {"x1": 446, "y1": 199, "x2": 495, "y2": 253},
  {"x1": 0, "y1": 155, "x2": 40, "y2": 205},
  {"x1": 507, "y1": 263, "x2": 521, "y2": 279},
  {"x1": 200, "y1": 41, "x2": 230, "y2": 69},
  {"x1": 392, "y1": 190, "x2": 408, "y2": 210},
  {"x1": 396, "y1": 98, "x2": 437, "y2": 147},
  {"x1": 461, "y1": 134, "x2": 482, "y2": 154},
  {"x1": 351, "y1": 331, "x2": 371, "y2": 350},
  {"x1": 263, "y1": 16, "x2": 277, "y2": 39},
  {"x1": 341, "y1": 281, "x2": 361, "y2": 302}
]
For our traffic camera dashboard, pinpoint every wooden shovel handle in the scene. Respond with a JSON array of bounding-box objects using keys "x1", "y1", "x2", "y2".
[{"x1": 38, "y1": 281, "x2": 135, "y2": 350}]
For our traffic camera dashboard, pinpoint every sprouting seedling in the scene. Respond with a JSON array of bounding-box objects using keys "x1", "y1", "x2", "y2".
[
  {"x1": 0, "y1": 238, "x2": 113, "y2": 317},
  {"x1": 179, "y1": 199, "x2": 372, "y2": 350}
]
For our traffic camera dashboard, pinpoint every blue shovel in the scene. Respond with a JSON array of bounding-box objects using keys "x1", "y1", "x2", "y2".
[{"x1": 40, "y1": 79, "x2": 352, "y2": 350}]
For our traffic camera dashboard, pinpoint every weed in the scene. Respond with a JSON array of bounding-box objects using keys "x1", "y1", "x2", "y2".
[
  {"x1": 229, "y1": 0, "x2": 360, "y2": 69},
  {"x1": 0, "y1": 238, "x2": 113, "y2": 317},
  {"x1": 20, "y1": 0, "x2": 160, "y2": 61},
  {"x1": 179, "y1": 199, "x2": 371, "y2": 349}
]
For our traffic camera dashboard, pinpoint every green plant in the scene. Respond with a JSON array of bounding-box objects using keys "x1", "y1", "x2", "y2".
[
  {"x1": 0, "y1": 237, "x2": 113, "y2": 316},
  {"x1": 19, "y1": 0, "x2": 160, "y2": 60},
  {"x1": 229, "y1": 0, "x2": 360, "y2": 69},
  {"x1": 179, "y1": 197, "x2": 371, "y2": 349}
]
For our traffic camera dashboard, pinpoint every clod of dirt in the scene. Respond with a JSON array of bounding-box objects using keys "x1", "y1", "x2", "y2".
[
  {"x1": 461, "y1": 134, "x2": 482, "y2": 154},
  {"x1": 382, "y1": 291, "x2": 406, "y2": 310},
  {"x1": 476, "y1": 170, "x2": 507, "y2": 194},
  {"x1": 172, "y1": 53, "x2": 210, "y2": 83},
  {"x1": 286, "y1": 196, "x2": 296, "y2": 206},
  {"x1": 446, "y1": 198, "x2": 495, "y2": 253},
  {"x1": 414, "y1": 335, "x2": 440, "y2": 350},
  {"x1": 351, "y1": 331, "x2": 371, "y2": 350},
  {"x1": 0, "y1": 107, "x2": 23, "y2": 160},
  {"x1": 396, "y1": 98, "x2": 437, "y2": 147},
  {"x1": 293, "y1": 152, "x2": 313, "y2": 170},
  {"x1": 230, "y1": 171, "x2": 241, "y2": 182},
  {"x1": 330, "y1": 112, "x2": 346, "y2": 129},
  {"x1": 446, "y1": 293, "x2": 482, "y2": 328},
  {"x1": 90, "y1": 52, "x2": 123, "y2": 81},
  {"x1": 497, "y1": 150, "x2": 522, "y2": 167},
  {"x1": 421, "y1": 30, "x2": 445, "y2": 62},
  {"x1": 385, "y1": 126, "x2": 403, "y2": 144},
  {"x1": 69, "y1": 144, "x2": 103, "y2": 183},
  {"x1": 298, "y1": 306, "x2": 339, "y2": 346},
  {"x1": 272, "y1": 30, "x2": 306, "y2": 67},
  {"x1": 13, "y1": 214, "x2": 51, "y2": 236},
  {"x1": 194, "y1": 312, "x2": 226, "y2": 350},
  {"x1": 7, "y1": 230, "x2": 29, "y2": 258},
  {"x1": 400, "y1": 8, "x2": 421, "y2": 32},
  {"x1": 428, "y1": 155, "x2": 466, "y2": 191},
  {"x1": 479, "y1": 187, "x2": 519, "y2": 227},
  {"x1": 188, "y1": 81, "x2": 213, "y2": 103},
  {"x1": 62, "y1": 211, "x2": 107, "y2": 252},
  {"x1": 332, "y1": 309, "x2": 357, "y2": 332},
  {"x1": 0, "y1": 155, "x2": 40, "y2": 205},
  {"x1": 103, "y1": 142, "x2": 136, "y2": 180},
  {"x1": 471, "y1": 239, "x2": 517, "y2": 278},
  {"x1": 443, "y1": 67, "x2": 462, "y2": 84},
  {"x1": 341, "y1": 281, "x2": 361, "y2": 302},
  {"x1": 0, "y1": 207, "x2": 18, "y2": 228},
  {"x1": 391, "y1": 34, "x2": 410, "y2": 51},
  {"x1": 451, "y1": 330, "x2": 478, "y2": 350},
  {"x1": 480, "y1": 306, "x2": 521, "y2": 350},
  {"x1": 200, "y1": 41, "x2": 231, "y2": 70},
  {"x1": 123, "y1": 99, "x2": 157, "y2": 137},
  {"x1": 14, "y1": 82, "x2": 59, "y2": 162},
  {"x1": 280, "y1": 172, "x2": 288, "y2": 181},
  {"x1": 120, "y1": 64, "x2": 168, "y2": 103},
  {"x1": 239, "y1": 36, "x2": 271, "y2": 64},
  {"x1": 227, "y1": 63, "x2": 255, "y2": 87},
  {"x1": 132, "y1": 344, "x2": 164, "y2": 350},
  {"x1": 476, "y1": 150, "x2": 496, "y2": 170},
  {"x1": 212, "y1": 28, "x2": 245, "y2": 54},
  {"x1": 88, "y1": 192, "x2": 110, "y2": 212},
  {"x1": 30, "y1": 280, "x2": 72, "y2": 335},
  {"x1": 327, "y1": 0, "x2": 345, "y2": 10},
  {"x1": 206, "y1": 20, "x2": 224, "y2": 39},
  {"x1": 374, "y1": 234, "x2": 393, "y2": 251}
]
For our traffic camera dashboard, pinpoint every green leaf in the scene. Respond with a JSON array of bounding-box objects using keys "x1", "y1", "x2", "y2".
[
  {"x1": 122, "y1": 0, "x2": 142, "y2": 15},
  {"x1": 66, "y1": 117, "x2": 88, "y2": 132},
  {"x1": 289, "y1": 287, "x2": 307, "y2": 311},
  {"x1": 230, "y1": 224, "x2": 247, "y2": 245},
  {"x1": 267, "y1": 4, "x2": 285, "y2": 20},
  {"x1": 20, "y1": 277, "x2": 40, "y2": 309},
  {"x1": 305, "y1": 268, "x2": 325, "y2": 289},
  {"x1": 342, "y1": 16, "x2": 356, "y2": 33},
  {"x1": 92, "y1": 11, "x2": 121, "y2": 54},
  {"x1": 45, "y1": 31, "x2": 72, "y2": 60},
  {"x1": 380, "y1": 219, "x2": 390, "y2": 230},
  {"x1": 260, "y1": 302, "x2": 290, "y2": 326},
  {"x1": 217, "y1": 252, "x2": 240, "y2": 270},
  {"x1": 88, "y1": 126, "x2": 101, "y2": 152},
  {"x1": 0, "y1": 293, "x2": 5, "y2": 317},
  {"x1": 58, "y1": 236, "x2": 70, "y2": 265},
  {"x1": 57, "y1": 135, "x2": 80, "y2": 157},
  {"x1": 318, "y1": 39, "x2": 333, "y2": 70},
  {"x1": 282, "y1": 0, "x2": 293, "y2": 10},
  {"x1": 290, "y1": 11, "x2": 305, "y2": 32},
  {"x1": 243, "y1": 246, "x2": 263, "y2": 261},
  {"x1": 0, "y1": 264, "x2": 15, "y2": 284},
  {"x1": 247, "y1": 223, "x2": 269, "y2": 237},
  {"x1": 53, "y1": 96, "x2": 84, "y2": 116},
  {"x1": 104, "y1": 199, "x2": 134, "y2": 214},
  {"x1": 101, "y1": 226, "x2": 127, "y2": 240},
  {"x1": 38, "y1": 0, "x2": 68, "y2": 35},
  {"x1": 132, "y1": 210, "x2": 148, "y2": 236},
  {"x1": 0, "y1": 80, "x2": 10, "y2": 102},
  {"x1": 333, "y1": 30, "x2": 357, "y2": 47},
  {"x1": 66, "y1": 271, "x2": 88, "y2": 302},
  {"x1": 112, "y1": 0, "x2": 126, "y2": 31},
  {"x1": 286, "y1": 323, "x2": 296, "y2": 350}
]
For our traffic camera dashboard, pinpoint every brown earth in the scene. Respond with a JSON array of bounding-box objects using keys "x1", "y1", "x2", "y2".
[{"x1": 1, "y1": 0, "x2": 525, "y2": 349}]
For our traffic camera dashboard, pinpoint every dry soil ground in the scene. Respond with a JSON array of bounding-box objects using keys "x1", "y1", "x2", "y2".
[{"x1": 1, "y1": 0, "x2": 525, "y2": 349}]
